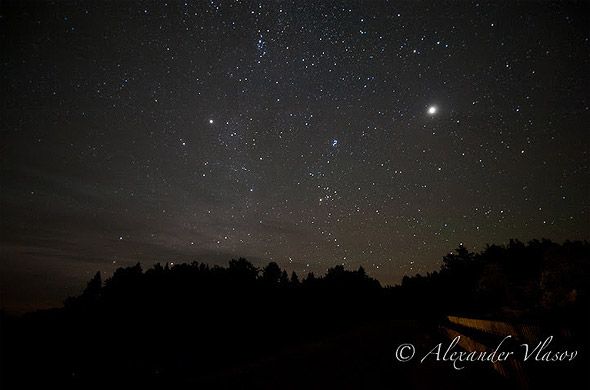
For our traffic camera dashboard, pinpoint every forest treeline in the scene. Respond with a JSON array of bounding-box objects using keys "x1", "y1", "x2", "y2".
[
  {"x1": 2, "y1": 239, "x2": 589, "y2": 388},
  {"x1": 64, "y1": 238, "x2": 589, "y2": 318}
]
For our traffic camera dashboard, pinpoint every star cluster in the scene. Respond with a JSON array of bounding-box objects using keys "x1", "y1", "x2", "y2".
[{"x1": 1, "y1": 1, "x2": 588, "y2": 311}]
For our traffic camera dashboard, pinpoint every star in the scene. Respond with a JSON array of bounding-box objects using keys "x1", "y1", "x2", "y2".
[
  {"x1": 427, "y1": 106, "x2": 438, "y2": 115},
  {"x1": 208, "y1": 119, "x2": 214, "y2": 124}
]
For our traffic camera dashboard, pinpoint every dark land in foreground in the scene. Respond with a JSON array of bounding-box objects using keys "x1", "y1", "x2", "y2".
[{"x1": 1, "y1": 239, "x2": 589, "y2": 389}]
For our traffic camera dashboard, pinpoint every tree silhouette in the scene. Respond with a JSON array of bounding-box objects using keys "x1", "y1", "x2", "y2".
[
  {"x1": 3, "y1": 239, "x2": 588, "y2": 389},
  {"x1": 261, "y1": 262, "x2": 282, "y2": 286}
]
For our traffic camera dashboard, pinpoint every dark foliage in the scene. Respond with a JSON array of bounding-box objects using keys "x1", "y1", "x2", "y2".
[
  {"x1": 1, "y1": 239, "x2": 588, "y2": 388},
  {"x1": 397, "y1": 239, "x2": 589, "y2": 319}
]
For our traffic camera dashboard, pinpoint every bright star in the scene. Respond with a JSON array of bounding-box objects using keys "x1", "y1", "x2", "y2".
[
  {"x1": 208, "y1": 119, "x2": 214, "y2": 124},
  {"x1": 427, "y1": 106, "x2": 438, "y2": 115}
]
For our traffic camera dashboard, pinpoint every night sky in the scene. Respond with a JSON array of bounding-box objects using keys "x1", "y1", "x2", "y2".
[{"x1": 1, "y1": 1, "x2": 589, "y2": 312}]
